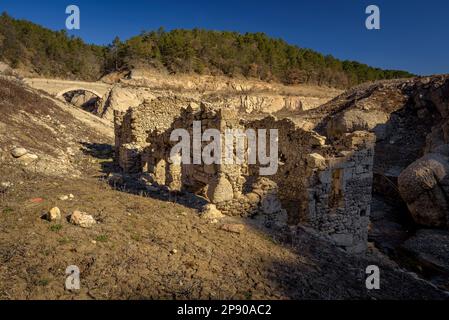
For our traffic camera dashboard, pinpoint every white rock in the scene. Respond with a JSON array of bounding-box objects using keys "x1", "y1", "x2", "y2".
[
  {"x1": 59, "y1": 195, "x2": 69, "y2": 201},
  {"x1": 69, "y1": 210, "x2": 96, "y2": 228},
  {"x1": 47, "y1": 207, "x2": 61, "y2": 221},
  {"x1": 201, "y1": 204, "x2": 225, "y2": 220},
  {"x1": 11, "y1": 147, "x2": 28, "y2": 158},
  {"x1": 0, "y1": 182, "x2": 12, "y2": 193}
]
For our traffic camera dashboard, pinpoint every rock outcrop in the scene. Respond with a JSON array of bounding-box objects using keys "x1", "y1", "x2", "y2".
[
  {"x1": 309, "y1": 75, "x2": 449, "y2": 230},
  {"x1": 398, "y1": 150, "x2": 449, "y2": 228},
  {"x1": 96, "y1": 70, "x2": 340, "y2": 121}
]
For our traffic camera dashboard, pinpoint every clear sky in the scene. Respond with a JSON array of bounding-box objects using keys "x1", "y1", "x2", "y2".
[{"x1": 1, "y1": 0, "x2": 448, "y2": 75}]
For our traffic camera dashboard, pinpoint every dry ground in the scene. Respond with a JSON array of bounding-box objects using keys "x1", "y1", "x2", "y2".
[{"x1": 0, "y1": 76, "x2": 447, "y2": 300}]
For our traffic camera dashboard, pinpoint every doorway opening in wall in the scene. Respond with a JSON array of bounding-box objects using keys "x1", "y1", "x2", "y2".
[{"x1": 329, "y1": 168, "x2": 344, "y2": 210}]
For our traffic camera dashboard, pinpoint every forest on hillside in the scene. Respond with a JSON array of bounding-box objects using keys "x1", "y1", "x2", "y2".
[{"x1": 0, "y1": 12, "x2": 414, "y2": 87}]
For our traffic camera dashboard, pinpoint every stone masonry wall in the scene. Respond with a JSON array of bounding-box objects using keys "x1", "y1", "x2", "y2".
[
  {"x1": 114, "y1": 98, "x2": 376, "y2": 252},
  {"x1": 302, "y1": 132, "x2": 375, "y2": 253}
]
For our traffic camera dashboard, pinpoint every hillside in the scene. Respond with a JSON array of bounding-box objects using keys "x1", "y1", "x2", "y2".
[{"x1": 0, "y1": 12, "x2": 414, "y2": 88}]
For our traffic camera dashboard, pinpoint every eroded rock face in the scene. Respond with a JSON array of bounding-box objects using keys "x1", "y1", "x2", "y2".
[
  {"x1": 310, "y1": 76, "x2": 449, "y2": 231},
  {"x1": 99, "y1": 85, "x2": 156, "y2": 121},
  {"x1": 97, "y1": 70, "x2": 340, "y2": 120},
  {"x1": 398, "y1": 151, "x2": 449, "y2": 228}
]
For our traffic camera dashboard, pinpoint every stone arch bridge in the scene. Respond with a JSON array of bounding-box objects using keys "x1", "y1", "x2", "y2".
[{"x1": 23, "y1": 78, "x2": 112, "y2": 100}]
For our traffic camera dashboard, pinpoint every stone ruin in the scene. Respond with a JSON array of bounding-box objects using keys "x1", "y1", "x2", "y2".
[{"x1": 114, "y1": 97, "x2": 376, "y2": 253}]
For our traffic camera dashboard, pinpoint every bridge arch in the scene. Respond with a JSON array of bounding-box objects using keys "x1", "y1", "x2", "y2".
[{"x1": 56, "y1": 87, "x2": 103, "y2": 99}]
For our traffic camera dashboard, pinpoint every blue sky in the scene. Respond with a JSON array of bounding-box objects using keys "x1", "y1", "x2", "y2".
[{"x1": 1, "y1": 0, "x2": 448, "y2": 75}]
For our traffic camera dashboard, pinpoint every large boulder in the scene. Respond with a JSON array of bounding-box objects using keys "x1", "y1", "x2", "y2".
[
  {"x1": 99, "y1": 86, "x2": 155, "y2": 121},
  {"x1": 398, "y1": 151, "x2": 449, "y2": 228}
]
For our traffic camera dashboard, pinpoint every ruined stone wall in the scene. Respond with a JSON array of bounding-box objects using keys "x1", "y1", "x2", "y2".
[
  {"x1": 114, "y1": 97, "x2": 191, "y2": 173},
  {"x1": 114, "y1": 99, "x2": 376, "y2": 252},
  {"x1": 244, "y1": 117, "x2": 375, "y2": 252},
  {"x1": 302, "y1": 132, "x2": 375, "y2": 253}
]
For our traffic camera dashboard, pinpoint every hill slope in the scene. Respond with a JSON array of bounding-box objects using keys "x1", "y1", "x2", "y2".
[{"x1": 0, "y1": 12, "x2": 414, "y2": 87}]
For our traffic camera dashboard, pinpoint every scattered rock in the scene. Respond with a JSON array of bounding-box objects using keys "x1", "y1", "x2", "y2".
[
  {"x1": 59, "y1": 194, "x2": 74, "y2": 201},
  {"x1": 0, "y1": 182, "x2": 12, "y2": 193},
  {"x1": 201, "y1": 204, "x2": 225, "y2": 220},
  {"x1": 170, "y1": 249, "x2": 178, "y2": 255},
  {"x1": 69, "y1": 210, "x2": 96, "y2": 228},
  {"x1": 46, "y1": 207, "x2": 61, "y2": 221},
  {"x1": 220, "y1": 223, "x2": 245, "y2": 234},
  {"x1": 18, "y1": 153, "x2": 38, "y2": 165},
  {"x1": 11, "y1": 147, "x2": 28, "y2": 158}
]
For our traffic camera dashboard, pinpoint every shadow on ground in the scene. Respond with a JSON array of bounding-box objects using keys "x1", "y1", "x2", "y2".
[
  {"x1": 77, "y1": 141, "x2": 449, "y2": 300},
  {"x1": 80, "y1": 141, "x2": 209, "y2": 211}
]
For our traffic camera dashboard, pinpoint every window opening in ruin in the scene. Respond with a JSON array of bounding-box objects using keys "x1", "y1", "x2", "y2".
[
  {"x1": 154, "y1": 159, "x2": 167, "y2": 186},
  {"x1": 329, "y1": 168, "x2": 344, "y2": 209}
]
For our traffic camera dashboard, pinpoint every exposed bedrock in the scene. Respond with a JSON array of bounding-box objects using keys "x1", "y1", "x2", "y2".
[
  {"x1": 398, "y1": 147, "x2": 449, "y2": 228},
  {"x1": 310, "y1": 75, "x2": 449, "y2": 228}
]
